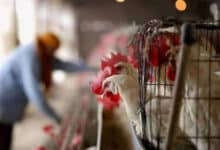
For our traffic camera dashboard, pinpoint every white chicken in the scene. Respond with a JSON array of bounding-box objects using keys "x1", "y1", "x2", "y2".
[
  {"x1": 146, "y1": 28, "x2": 220, "y2": 150},
  {"x1": 102, "y1": 62, "x2": 196, "y2": 149},
  {"x1": 91, "y1": 29, "x2": 220, "y2": 150}
]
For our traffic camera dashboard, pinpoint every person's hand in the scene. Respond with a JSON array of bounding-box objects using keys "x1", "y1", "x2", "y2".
[{"x1": 54, "y1": 115, "x2": 62, "y2": 125}]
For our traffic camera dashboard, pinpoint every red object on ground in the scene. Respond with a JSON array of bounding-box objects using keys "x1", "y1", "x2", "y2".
[
  {"x1": 42, "y1": 124, "x2": 57, "y2": 145},
  {"x1": 42, "y1": 124, "x2": 54, "y2": 133},
  {"x1": 34, "y1": 146, "x2": 47, "y2": 150}
]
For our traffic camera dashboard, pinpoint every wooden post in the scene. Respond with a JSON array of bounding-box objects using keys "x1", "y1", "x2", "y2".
[{"x1": 165, "y1": 23, "x2": 195, "y2": 150}]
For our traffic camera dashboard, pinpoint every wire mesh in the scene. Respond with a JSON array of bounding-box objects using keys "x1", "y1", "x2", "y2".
[{"x1": 131, "y1": 19, "x2": 220, "y2": 150}]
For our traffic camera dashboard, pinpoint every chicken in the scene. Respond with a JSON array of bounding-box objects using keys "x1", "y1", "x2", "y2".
[
  {"x1": 102, "y1": 62, "x2": 196, "y2": 149},
  {"x1": 144, "y1": 29, "x2": 220, "y2": 150},
  {"x1": 89, "y1": 32, "x2": 193, "y2": 149},
  {"x1": 90, "y1": 30, "x2": 220, "y2": 149},
  {"x1": 90, "y1": 52, "x2": 128, "y2": 110},
  {"x1": 146, "y1": 30, "x2": 220, "y2": 149},
  {"x1": 102, "y1": 62, "x2": 140, "y2": 129}
]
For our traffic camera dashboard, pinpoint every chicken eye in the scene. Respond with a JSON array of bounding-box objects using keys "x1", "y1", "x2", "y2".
[
  {"x1": 115, "y1": 66, "x2": 123, "y2": 72},
  {"x1": 103, "y1": 82, "x2": 110, "y2": 89}
]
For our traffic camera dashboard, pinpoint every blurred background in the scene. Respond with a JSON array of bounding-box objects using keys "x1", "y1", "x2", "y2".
[{"x1": 0, "y1": 0, "x2": 219, "y2": 150}]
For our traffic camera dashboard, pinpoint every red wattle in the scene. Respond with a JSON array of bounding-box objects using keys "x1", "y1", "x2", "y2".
[
  {"x1": 166, "y1": 64, "x2": 176, "y2": 81},
  {"x1": 98, "y1": 92, "x2": 120, "y2": 110}
]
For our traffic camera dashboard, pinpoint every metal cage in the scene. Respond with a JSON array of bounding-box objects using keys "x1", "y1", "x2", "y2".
[{"x1": 131, "y1": 19, "x2": 220, "y2": 150}]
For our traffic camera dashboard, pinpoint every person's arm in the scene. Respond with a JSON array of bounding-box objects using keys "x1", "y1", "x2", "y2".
[
  {"x1": 52, "y1": 57, "x2": 91, "y2": 72},
  {"x1": 21, "y1": 57, "x2": 61, "y2": 123}
]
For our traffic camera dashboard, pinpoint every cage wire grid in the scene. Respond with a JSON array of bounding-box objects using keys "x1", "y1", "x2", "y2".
[{"x1": 131, "y1": 19, "x2": 220, "y2": 150}]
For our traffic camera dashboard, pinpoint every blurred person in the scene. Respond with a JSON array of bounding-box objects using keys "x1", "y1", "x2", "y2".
[{"x1": 0, "y1": 32, "x2": 90, "y2": 150}]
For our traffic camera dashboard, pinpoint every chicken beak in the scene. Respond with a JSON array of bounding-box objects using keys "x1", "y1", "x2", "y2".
[{"x1": 103, "y1": 77, "x2": 118, "y2": 95}]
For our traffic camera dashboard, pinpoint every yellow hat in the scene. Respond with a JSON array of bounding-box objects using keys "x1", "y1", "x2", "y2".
[{"x1": 38, "y1": 32, "x2": 60, "y2": 52}]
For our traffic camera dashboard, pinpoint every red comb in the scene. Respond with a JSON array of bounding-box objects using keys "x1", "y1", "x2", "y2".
[
  {"x1": 90, "y1": 67, "x2": 112, "y2": 95},
  {"x1": 101, "y1": 52, "x2": 128, "y2": 71},
  {"x1": 166, "y1": 61, "x2": 176, "y2": 81},
  {"x1": 148, "y1": 32, "x2": 180, "y2": 67}
]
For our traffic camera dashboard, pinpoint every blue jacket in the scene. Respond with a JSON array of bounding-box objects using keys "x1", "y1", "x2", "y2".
[{"x1": 0, "y1": 43, "x2": 88, "y2": 124}]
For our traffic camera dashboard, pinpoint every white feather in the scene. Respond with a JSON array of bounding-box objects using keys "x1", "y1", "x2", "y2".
[{"x1": 102, "y1": 62, "x2": 195, "y2": 149}]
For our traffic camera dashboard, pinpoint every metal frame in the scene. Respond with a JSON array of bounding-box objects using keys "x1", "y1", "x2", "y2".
[{"x1": 131, "y1": 19, "x2": 220, "y2": 150}]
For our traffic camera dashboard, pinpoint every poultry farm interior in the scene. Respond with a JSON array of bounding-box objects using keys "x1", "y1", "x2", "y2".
[{"x1": 0, "y1": 0, "x2": 220, "y2": 150}]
